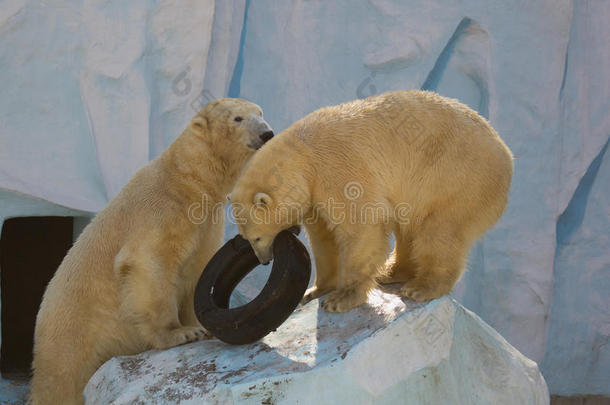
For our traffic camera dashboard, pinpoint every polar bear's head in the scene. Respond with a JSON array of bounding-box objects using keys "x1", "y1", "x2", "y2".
[
  {"x1": 193, "y1": 98, "x2": 274, "y2": 155},
  {"x1": 229, "y1": 191, "x2": 287, "y2": 264},
  {"x1": 230, "y1": 157, "x2": 311, "y2": 264}
]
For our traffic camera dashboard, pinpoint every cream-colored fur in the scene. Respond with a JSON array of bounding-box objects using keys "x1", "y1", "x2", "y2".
[
  {"x1": 230, "y1": 90, "x2": 513, "y2": 313},
  {"x1": 30, "y1": 98, "x2": 273, "y2": 405}
]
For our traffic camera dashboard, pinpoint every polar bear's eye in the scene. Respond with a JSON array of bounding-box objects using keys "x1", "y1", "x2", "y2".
[
  {"x1": 234, "y1": 116, "x2": 243, "y2": 122},
  {"x1": 255, "y1": 237, "x2": 261, "y2": 242}
]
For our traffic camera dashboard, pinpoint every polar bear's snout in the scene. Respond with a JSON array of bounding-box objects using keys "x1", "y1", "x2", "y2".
[
  {"x1": 254, "y1": 250, "x2": 272, "y2": 266},
  {"x1": 246, "y1": 114, "x2": 274, "y2": 150},
  {"x1": 251, "y1": 238, "x2": 274, "y2": 265},
  {"x1": 260, "y1": 130, "x2": 274, "y2": 143}
]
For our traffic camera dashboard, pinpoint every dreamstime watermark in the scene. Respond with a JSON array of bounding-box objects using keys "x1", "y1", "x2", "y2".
[
  {"x1": 356, "y1": 70, "x2": 379, "y2": 99},
  {"x1": 172, "y1": 65, "x2": 216, "y2": 113},
  {"x1": 186, "y1": 181, "x2": 415, "y2": 227},
  {"x1": 344, "y1": 181, "x2": 363, "y2": 200},
  {"x1": 186, "y1": 196, "x2": 225, "y2": 225},
  {"x1": 405, "y1": 301, "x2": 448, "y2": 346}
]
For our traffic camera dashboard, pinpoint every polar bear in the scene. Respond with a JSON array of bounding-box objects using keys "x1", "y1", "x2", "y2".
[
  {"x1": 230, "y1": 90, "x2": 513, "y2": 313},
  {"x1": 30, "y1": 98, "x2": 273, "y2": 405}
]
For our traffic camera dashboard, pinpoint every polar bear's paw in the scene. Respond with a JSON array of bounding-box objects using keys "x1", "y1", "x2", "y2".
[
  {"x1": 165, "y1": 326, "x2": 210, "y2": 347},
  {"x1": 400, "y1": 284, "x2": 439, "y2": 302},
  {"x1": 322, "y1": 288, "x2": 367, "y2": 313}
]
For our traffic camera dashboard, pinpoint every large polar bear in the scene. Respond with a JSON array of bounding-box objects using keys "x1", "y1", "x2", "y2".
[
  {"x1": 30, "y1": 99, "x2": 273, "y2": 405},
  {"x1": 230, "y1": 90, "x2": 513, "y2": 313}
]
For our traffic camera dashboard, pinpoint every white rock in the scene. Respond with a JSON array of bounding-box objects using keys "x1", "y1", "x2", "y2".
[{"x1": 84, "y1": 290, "x2": 548, "y2": 404}]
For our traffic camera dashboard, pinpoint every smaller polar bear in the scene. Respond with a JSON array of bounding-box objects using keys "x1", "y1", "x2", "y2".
[
  {"x1": 30, "y1": 99, "x2": 273, "y2": 405},
  {"x1": 230, "y1": 90, "x2": 513, "y2": 313}
]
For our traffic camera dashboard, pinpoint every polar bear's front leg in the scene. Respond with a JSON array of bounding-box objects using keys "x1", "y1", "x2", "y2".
[
  {"x1": 378, "y1": 230, "x2": 418, "y2": 284},
  {"x1": 115, "y1": 250, "x2": 209, "y2": 350},
  {"x1": 301, "y1": 220, "x2": 339, "y2": 304},
  {"x1": 180, "y1": 289, "x2": 204, "y2": 327},
  {"x1": 322, "y1": 225, "x2": 390, "y2": 313}
]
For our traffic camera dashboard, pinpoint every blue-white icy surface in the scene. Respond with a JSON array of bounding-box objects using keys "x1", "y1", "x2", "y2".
[{"x1": 0, "y1": 0, "x2": 608, "y2": 396}]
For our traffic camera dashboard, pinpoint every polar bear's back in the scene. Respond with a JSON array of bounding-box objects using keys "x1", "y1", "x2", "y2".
[
  {"x1": 296, "y1": 90, "x2": 506, "y2": 155},
  {"x1": 291, "y1": 90, "x2": 510, "y2": 177},
  {"x1": 274, "y1": 90, "x2": 513, "y2": 227}
]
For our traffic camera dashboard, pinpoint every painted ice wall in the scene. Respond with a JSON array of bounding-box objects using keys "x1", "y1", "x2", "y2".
[
  {"x1": 0, "y1": 0, "x2": 608, "y2": 396},
  {"x1": 0, "y1": 0, "x2": 246, "y2": 212}
]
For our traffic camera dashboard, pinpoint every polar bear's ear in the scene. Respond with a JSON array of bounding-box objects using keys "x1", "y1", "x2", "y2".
[
  {"x1": 254, "y1": 192, "x2": 272, "y2": 206},
  {"x1": 191, "y1": 115, "x2": 209, "y2": 132}
]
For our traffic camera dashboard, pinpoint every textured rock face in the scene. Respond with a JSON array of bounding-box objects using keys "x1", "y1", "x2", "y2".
[
  {"x1": 0, "y1": 0, "x2": 608, "y2": 397},
  {"x1": 84, "y1": 291, "x2": 548, "y2": 404},
  {"x1": 0, "y1": 0, "x2": 240, "y2": 211}
]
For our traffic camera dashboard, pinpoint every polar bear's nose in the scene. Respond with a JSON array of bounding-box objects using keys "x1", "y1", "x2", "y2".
[{"x1": 260, "y1": 131, "x2": 274, "y2": 143}]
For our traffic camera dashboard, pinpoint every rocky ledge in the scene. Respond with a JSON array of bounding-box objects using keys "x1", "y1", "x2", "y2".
[{"x1": 85, "y1": 287, "x2": 549, "y2": 404}]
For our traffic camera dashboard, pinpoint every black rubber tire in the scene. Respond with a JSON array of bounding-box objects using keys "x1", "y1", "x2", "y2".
[{"x1": 193, "y1": 230, "x2": 311, "y2": 345}]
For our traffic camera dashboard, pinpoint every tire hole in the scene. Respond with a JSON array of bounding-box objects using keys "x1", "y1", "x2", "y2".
[{"x1": 229, "y1": 262, "x2": 272, "y2": 308}]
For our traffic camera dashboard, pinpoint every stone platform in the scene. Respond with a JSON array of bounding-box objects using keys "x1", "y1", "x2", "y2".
[{"x1": 85, "y1": 288, "x2": 549, "y2": 404}]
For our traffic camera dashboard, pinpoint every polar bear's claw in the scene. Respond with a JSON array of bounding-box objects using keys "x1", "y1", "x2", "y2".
[
  {"x1": 168, "y1": 326, "x2": 210, "y2": 347},
  {"x1": 400, "y1": 284, "x2": 439, "y2": 302},
  {"x1": 301, "y1": 286, "x2": 330, "y2": 305},
  {"x1": 322, "y1": 288, "x2": 367, "y2": 313}
]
